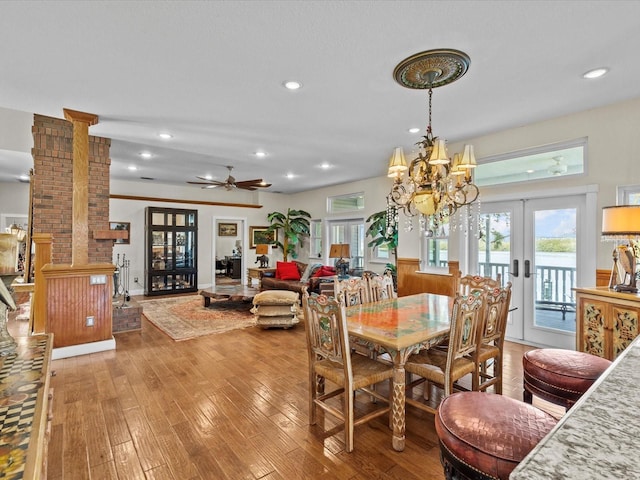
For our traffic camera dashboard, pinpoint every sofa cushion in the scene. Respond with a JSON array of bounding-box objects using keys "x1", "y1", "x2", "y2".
[
  {"x1": 313, "y1": 265, "x2": 336, "y2": 277},
  {"x1": 261, "y1": 277, "x2": 309, "y2": 294},
  {"x1": 276, "y1": 261, "x2": 301, "y2": 280}
]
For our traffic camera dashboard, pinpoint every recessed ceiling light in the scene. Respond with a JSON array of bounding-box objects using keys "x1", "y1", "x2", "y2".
[
  {"x1": 128, "y1": 165, "x2": 138, "y2": 171},
  {"x1": 260, "y1": 180, "x2": 268, "y2": 186},
  {"x1": 583, "y1": 67, "x2": 609, "y2": 79},
  {"x1": 283, "y1": 81, "x2": 302, "y2": 90},
  {"x1": 158, "y1": 133, "x2": 172, "y2": 139},
  {"x1": 254, "y1": 151, "x2": 267, "y2": 158},
  {"x1": 286, "y1": 173, "x2": 295, "y2": 179},
  {"x1": 139, "y1": 152, "x2": 152, "y2": 159},
  {"x1": 526, "y1": 169, "x2": 535, "y2": 174},
  {"x1": 18, "y1": 174, "x2": 29, "y2": 181},
  {"x1": 320, "y1": 162, "x2": 330, "y2": 169},
  {"x1": 408, "y1": 127, "x2": 420, "y2": 134},
  {"x1": 204, "y1": 174, "x2": 213, "y2": 180}
]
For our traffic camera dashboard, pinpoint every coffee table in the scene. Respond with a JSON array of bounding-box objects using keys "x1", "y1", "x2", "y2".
[{"x1": 198, "y1": 285, "x2": 258, "y2": 307}]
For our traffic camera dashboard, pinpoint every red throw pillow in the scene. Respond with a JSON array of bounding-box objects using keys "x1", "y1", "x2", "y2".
[
  {"x1": 313, "y1": 265, "x2": 336, "y2": 277},
  {"x1": 277, "y1": 261, "x2": 301, "y2": 281}
]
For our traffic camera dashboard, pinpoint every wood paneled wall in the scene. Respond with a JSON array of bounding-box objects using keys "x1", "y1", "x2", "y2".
[
  {"x1": 397, "y1": 258, "x2": 461, "y2": 297},
  {"x1": 42, "y1": 263, "x2": 114, "y2": 348}
]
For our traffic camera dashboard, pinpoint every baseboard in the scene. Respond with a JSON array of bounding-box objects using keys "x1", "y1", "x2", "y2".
[{"x1": 52, "y1": 337, "x2": 116, "y2": 360}]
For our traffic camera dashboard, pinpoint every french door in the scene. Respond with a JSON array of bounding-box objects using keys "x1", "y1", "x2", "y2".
[
  {"x1": 470, "y1": 195, "x2": 590, "y2": 348},
  {"x1": 328, "y1": 219, "x2": 365, "y2": 272}
]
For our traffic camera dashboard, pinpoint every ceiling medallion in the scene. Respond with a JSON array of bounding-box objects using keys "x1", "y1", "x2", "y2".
[{"x1": 393, "y1": 49, "x2": 470, "y2": 90}]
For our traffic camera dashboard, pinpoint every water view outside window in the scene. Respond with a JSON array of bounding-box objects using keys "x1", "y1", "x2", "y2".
[{"x1": 478, "y1": 208, "x2": 577, "y2": 333}]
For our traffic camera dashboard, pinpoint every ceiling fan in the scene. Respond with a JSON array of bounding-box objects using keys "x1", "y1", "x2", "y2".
[{"x1": 188, "y1": 165, "x2": 271, "y2": 191}]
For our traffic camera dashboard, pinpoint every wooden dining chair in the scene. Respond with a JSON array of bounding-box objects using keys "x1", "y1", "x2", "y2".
[
  {"x1": 459, "y1": 273, "x2": 502, "y2": 295},
  {"x1": 301, "y1": 290, "x2": 394, "y2": 452},
  {"x1": 364, "y1": 271, "x2": 396, "y2": 302},
  {"x1": 404, "y1": 292, "x2": 485, "y2": 414},
  {"x1": 474, "y1": 282, "x2": 512, "y2": 393},
  {"x1": 333, "y1": 276, "x2": 369, "y2": 306}
]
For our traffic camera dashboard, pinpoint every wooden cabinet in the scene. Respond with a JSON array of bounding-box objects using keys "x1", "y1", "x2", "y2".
[
  {"x1": 145, "y1": 207, "x2": 198, "y2": 296},
  {"x1": 575, "y1": 287, "x2": 640, "y2": 360}
]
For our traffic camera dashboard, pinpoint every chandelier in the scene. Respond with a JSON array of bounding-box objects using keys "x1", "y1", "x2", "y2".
[{"x1": 387, "y1": 49, "x2": 480, "y2": 236}]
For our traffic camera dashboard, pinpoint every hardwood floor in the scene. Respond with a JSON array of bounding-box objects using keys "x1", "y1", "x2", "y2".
[{"x1": 11, "y1": 295, "x2": 543, "y2": 480}]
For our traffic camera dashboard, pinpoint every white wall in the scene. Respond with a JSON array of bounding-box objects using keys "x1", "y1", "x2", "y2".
[
  {"x1": 110, "y1": 179, "x2": 291, "y2": 293},
  {"x1": 395, "y1": 95, "x2": 640, "y2": 271}
]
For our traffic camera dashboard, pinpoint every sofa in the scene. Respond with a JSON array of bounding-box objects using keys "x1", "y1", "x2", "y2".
[{"x1": 260, "y1": 260, "x2": 336, "y2": 294}]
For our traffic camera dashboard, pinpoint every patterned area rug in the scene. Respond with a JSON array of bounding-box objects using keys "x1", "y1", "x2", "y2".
[{"x1": 139, "y1": 295, "x2": 256, "y2": 341}]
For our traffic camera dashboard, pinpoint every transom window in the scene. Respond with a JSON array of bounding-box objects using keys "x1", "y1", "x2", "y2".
[
  {"x1": 474, "y1": 138, "x2": 586, "y2": 187},
  {"x1": 328, "y1": 192, "x2": 364, "y2": 213}
]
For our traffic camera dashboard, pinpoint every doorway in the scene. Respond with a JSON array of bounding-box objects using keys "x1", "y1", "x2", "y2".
[
  {"x1": 470, "y1": 194, "x2": 594, "y2": 348},
  {"x1": 213, "y1": 217, "x2": 246, "y2": 288}
]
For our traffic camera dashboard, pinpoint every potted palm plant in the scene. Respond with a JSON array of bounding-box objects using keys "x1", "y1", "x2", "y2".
[
  {"x1": 366, "y1": 208, "x2": 398, "y2": 288},
  {"x1": 266, "y1": 208, "x2": 311, "y2": 262}
]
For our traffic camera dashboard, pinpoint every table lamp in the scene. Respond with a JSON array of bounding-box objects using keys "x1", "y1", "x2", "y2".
[
  {"x1": 255, "y1": 244, "x2": 270, "y2": 268},
  {"x1": 602, "y1": 205, "x2": 640, "y2": 293},
  {"x1": 329, "y1": 243, "x2": 350, "y2": 279}
]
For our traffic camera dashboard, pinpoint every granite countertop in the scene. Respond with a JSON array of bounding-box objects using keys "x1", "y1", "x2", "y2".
[{"x1": 510, "y1": 336, "x2": 640, "y2": 479}]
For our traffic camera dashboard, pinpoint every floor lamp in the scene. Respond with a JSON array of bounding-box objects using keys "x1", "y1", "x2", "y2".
[{"x1": 602, "y1": 205, "x2": 640, "y2": 293}]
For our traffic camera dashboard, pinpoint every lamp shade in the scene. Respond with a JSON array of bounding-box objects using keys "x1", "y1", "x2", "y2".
[
  {"x1": 255, "y1": 244, "x2": 269, "y2": 255},
  {"x1": 458, "y1": 144, "x2": 477, "y2": 169},
  {"x1": 387, "y1": 147, "x2": 408, "y2": 177},
  {"x1": 329, "y1": 243, "x2": 350, "y2": 259},
  {"x1": 602, "y1": 205, "x2": 640, "y2": 238},
  {"x1": 428, "y1": 139, "x2": 450, "y2": 165},
  {"x1": 450, "y1": 153, "x2": 465, "y2": 176}
]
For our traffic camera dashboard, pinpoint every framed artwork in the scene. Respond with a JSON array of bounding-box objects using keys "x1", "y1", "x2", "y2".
[
  {"x1": 109, "y1": 222, "x2": 130, "y2": 244},
  {"x1": 218, "y1": 222, "x2": 238, "y2": 237},
  {"x1": 250, "y1": 226, "x2": 277, "y2": 249}
]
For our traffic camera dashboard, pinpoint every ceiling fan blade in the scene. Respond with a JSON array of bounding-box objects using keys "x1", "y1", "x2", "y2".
[
  {"x1": 235, "y1": 180, "x2": 271, "y2": 188},
  {"x1": 237, "y1": 185, "x2": 258, "y2": 191}
]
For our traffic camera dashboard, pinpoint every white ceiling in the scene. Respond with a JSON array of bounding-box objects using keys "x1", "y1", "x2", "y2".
[{"x1": 1, "y1": 1, "x2": 639, "y2": 194}]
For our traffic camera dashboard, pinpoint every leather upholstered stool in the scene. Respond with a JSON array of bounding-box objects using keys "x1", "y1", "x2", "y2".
[
  {"x1": 523, "y1": 348, "x2": 611, "y2": 410},
  {"x1": 435, "y1": 392, "x2": 557, "y2": 480}
]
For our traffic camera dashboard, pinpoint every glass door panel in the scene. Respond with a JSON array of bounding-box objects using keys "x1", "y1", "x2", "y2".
[{"x1": 523, "y1": 199, "x2": 580, "y2": 348}]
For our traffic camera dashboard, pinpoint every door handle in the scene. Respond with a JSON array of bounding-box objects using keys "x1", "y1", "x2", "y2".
[
  {"x1": 524, "y1": 260, "x2": 531, "y2": 278},
  {"x1": 510, "y1": 259, "x2": 519, "y2": 278}
]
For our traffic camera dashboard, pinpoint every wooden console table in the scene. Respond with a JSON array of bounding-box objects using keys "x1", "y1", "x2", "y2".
[
  {"x1": 575, "y1": 287, "x2": 640, "y2": 360},
  {"x1": 246, "y1": 267, "x2": 276, "y2": 287},
  {"x1": 0, "y1": 334, "x2": 53, "y2": 479}
]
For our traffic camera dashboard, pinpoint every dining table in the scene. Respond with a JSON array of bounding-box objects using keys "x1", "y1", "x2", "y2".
[{"x1": 346, "y1": 292, "x2": 453, "y2": 452}]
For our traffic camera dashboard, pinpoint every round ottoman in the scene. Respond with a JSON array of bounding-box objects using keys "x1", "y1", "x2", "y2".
[
  {"x1": 435, "y1": 392, "x2": 557, "y2": 480},
  {"x1": 523, "y1": 348, "x2": 611, "y2": 410}
]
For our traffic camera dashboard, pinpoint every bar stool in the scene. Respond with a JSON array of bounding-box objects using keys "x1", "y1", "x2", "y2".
[
  {"x1": 435, "y1": 392, "x2": 557, "y2": 480},
  {"x1": 523, "y1": 348, "x2": 611, "y2": 410}
]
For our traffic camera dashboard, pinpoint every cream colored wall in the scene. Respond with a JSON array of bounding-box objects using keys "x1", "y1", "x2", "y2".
[
  {"x1": 396, "y1": 96, "x2": 640, "y2": 271},
  {"x1": 3, "y1": 96, "x2": 640, "y2": 288}
]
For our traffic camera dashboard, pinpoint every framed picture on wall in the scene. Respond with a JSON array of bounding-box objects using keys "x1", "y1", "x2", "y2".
[
  {"x1": 249, "y1": 226, "x2": 277, "y2": 249},
  {"x1": 218, "y1": 222, "x2": 238, "y2": 237},
  {"x1": 109, "y1": 222, "x2": 130, "y2": 244}
]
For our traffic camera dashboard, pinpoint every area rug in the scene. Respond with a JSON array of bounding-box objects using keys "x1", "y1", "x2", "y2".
[{"x1": 139, "y1": 295, "x2": 256, "y2": 341}]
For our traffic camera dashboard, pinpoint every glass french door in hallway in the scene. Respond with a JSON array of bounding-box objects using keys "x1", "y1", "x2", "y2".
[{"x1": 471, "y1": 195, "x2": 590, "y2": 348}]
